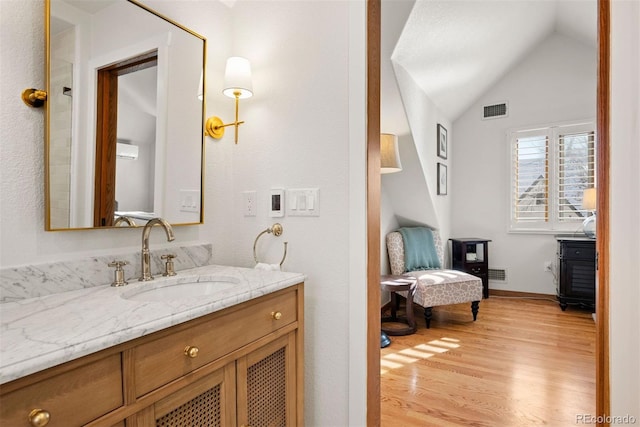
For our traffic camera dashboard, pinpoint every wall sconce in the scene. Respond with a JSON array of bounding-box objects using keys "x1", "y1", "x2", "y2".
[
  {"x1": 21, "y1": 88, "x2": 48, "y2": 108},
  {"x1": 380, "y1": 133, "x2": 403, "y2": 174},
  {"x1": 205, "y1": 57, "x2": 253, "y2": 144},
  {"x1": 582, "y1": 187, "x2": 596, "y2": 238}
]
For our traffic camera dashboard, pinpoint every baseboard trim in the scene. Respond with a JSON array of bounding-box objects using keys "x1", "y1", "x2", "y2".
[{"x1": 490, "y1": 289, "x2": 556, "y2": 299}]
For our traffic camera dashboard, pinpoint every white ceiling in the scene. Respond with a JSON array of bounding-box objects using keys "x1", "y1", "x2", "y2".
[{"x1": 389, "y1": 0, "x2": 597, "y2": 121}]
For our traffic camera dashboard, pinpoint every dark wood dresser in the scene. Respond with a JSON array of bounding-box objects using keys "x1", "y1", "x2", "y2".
[{"x1": 556, "y1": 237, "x2": 596, "y2": 310}]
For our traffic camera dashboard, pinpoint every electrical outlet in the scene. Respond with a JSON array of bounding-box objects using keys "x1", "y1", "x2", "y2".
[
  {"x1": 243, "y1": 191, "x2": 257, "y2": 217},
  {"x1": 544, "y1": 261, "x2": 553, "y2": 272}
]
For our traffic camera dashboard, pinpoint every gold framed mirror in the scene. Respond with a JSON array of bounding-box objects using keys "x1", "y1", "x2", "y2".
[{"x1": 46, "y1": 0, "x2": 206, "y2": 230}]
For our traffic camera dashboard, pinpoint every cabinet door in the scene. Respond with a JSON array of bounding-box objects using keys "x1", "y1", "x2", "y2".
[
  {"x1": 237, "y1": 333, "x2": 297, "y2": 427},
  {"x1": 137, "y1": 363, "x2": 236, "y2": 427}
]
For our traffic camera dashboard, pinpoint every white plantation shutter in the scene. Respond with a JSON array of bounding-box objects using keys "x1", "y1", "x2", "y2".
[
  {"x1": 557, "y1": 130, "x2": 596, "y2": 221},
  {"x1": 510, "y1": 121, "x2": 596, "y2": 232},
  {"x1": 513, "y1": 134, "x2": 549, "y2": 223}
]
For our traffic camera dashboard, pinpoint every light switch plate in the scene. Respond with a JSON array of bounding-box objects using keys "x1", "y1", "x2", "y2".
[
  {"x1": 287, "y1": 188, "x2": 319, "y2": 216},
  {"x1": 179, "y1": 190, "x2": 200, "y2": 213}
]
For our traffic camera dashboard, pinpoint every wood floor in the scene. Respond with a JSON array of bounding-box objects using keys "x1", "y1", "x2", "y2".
[{"x1": 381, "y1": 296, "x2": 595, "y2": 426}]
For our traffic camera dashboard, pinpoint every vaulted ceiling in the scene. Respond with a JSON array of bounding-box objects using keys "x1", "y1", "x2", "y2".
[{"x1": 385, "y1": 0, "x2": 597, "y2": 123}]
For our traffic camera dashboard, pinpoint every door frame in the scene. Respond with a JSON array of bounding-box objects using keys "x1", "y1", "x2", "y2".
[{"x1": 365, "y1": 0, "x2": 611, "y2": 424}]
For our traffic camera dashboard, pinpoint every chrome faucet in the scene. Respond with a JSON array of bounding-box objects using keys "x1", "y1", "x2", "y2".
[{"x1": 139, "y1": 218, "x2": 175, "y2": 281}]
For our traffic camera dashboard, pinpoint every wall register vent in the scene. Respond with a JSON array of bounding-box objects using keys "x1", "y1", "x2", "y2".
[
  {"x1": 488, "y1": 268, "x2": 507, "y2": 282},
  {"x1": 482, "y1": 102, "x2": 508, "y2": 120}
]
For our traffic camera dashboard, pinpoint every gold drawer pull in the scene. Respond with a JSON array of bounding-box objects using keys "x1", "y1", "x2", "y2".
[
  {"x1": 28, "y1": 409, "x2": 50, "y2": 427},
  {"x1": 271, "y1": 311, "x2": 282, "y2": 320},
  {"x1": 184, "y1": 346, "x2": 199, "y2": 358}
]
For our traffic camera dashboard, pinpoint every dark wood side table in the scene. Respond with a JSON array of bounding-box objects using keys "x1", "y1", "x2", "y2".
[
  {"x1": 380, "y1": 275, "x2": 417, "y2": 335},
  {"x1": 450, "y1": 238, "x2": 491, "y2": 299}
]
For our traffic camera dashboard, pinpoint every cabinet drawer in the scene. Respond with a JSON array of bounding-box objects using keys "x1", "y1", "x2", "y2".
[
  {"x1": 134, "y1": 289, "x2": 297, "y2": 397},
  {"x1": 0, "y1": 354, "x2": 123, "y2": 427},
  {"x1": 560, "y1": 242, "x2": 595, "y2": 260},
  {"x1": 467, "y1": 265, "x2": 487, "y2": 276}
]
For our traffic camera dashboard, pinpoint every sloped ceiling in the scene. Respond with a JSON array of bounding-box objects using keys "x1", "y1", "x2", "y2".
[{"x1": 390, "y1": 0, "x2": 597, "y2": 122}]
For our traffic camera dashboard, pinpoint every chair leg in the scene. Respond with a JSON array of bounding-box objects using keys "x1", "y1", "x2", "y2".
[
  {"x1": 424, "y1": 307, "x2": 433, "y2": 329},
  {"x1": 471, "y1": 301, "x2": 479, "y2": 321}
]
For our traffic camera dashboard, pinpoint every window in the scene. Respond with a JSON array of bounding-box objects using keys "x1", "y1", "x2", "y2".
[{"x1": 509, "y1": 121, "x2": 595, "y2": 232}]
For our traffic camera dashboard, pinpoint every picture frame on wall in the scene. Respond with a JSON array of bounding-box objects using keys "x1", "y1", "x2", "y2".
[
  {"x1": 437, "y1": 163, "x2": 447, "y2": 195},
  {"x1": 437, "y1": 124, "x2": 447, "y2": 159}
]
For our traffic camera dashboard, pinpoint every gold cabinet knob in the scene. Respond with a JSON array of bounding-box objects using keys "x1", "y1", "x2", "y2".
[
  {"x1": 184, "y1": 346, "x2": 199, "y2": 358},
  {"x1": 271, "y1": 311, "x2": 282, "y2": 320},
  {"x1": 28, "y1": 409, "x2": 50, "y2": 427}
]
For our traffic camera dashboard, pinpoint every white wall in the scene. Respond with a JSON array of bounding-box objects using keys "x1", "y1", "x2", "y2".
[
  {"x1": 451, "y1": 33, "x2": 596, "y2": 294},
  {"x1": 610, "y1": 0, "x2": 640, "y2": 421},
  {"x1": 386, "y1": 63, "x2": 453, "y2": 242},
  {"x1": 219, "y1": 2, "x2": 367, "y2": 424},
  {"x1": 0, "y1": 0, "x2": 368, "y2": 425}
]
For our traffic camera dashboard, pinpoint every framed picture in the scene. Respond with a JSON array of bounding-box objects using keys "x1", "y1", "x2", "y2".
[
  {"x1": 437, "y1": 163, "x2": 447, "y2": 195},
  {"x1": 437, "y1": 124, "x2": 448, "y2": 159}
]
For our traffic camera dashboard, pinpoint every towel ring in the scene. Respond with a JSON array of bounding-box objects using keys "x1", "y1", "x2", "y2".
[{"x1": 253, "y1": 223, "x2": 288, "y2": 266}]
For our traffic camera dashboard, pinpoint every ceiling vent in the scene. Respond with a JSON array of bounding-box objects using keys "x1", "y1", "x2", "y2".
[{"x1": 482, "y1": 102, "x2": 508, "y2": 120}]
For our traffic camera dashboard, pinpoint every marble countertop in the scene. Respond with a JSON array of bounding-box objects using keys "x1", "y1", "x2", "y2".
[{"x1": 0, "y1": 264, "x2": 305, "y2": 384}]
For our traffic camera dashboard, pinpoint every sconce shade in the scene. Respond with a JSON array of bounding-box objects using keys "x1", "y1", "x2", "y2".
[
  {"x1": 223, "y1": 57, "x2": 253, "y2": 99},
  {"x1": 380, "y1": 133, "x2": 402, "y2": 174},
  {"x1": 582, "y1": 187, "x2": 596, "y2": 211}
]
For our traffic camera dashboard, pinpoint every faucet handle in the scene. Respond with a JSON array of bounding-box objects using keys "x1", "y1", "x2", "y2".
[
  {"x1": 161, "y1": 254, "x2": 177, "y2": 277},
  {"x1": 108, "y1": 260, "x2": 129, "y2": 287}
]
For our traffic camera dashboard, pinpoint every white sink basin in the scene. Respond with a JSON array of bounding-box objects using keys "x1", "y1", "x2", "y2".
[{"x1": 122, "y1": 277, "x2": 240, "y2": 302}]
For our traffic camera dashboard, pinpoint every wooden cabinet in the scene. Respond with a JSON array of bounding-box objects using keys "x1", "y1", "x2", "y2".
[
  {"x1": 450, "y1": 238, "x2": 491, "y2": 298},
  {"x1": 0, "y1": 354, "x2": 123, "y2": 427},
  {"x1": 556, "y1": 238, "x2": 595, "y2": 310},
  {"x1": 0, "y1": 284, "x2": 304, "y2": 427}
]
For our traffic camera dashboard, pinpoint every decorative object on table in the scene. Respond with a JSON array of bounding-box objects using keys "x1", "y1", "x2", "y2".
[
  {"x1": 380, "y1": 133, "x2": 403, "y2": 174},
  {"x1": 437, "y1": 123, "x2": 447, "y2": 159},
  {"x1": 437, "y1": 163, "x2": 447, "y2": 195},
  {"x1": 581, "y1": 187, "x2": 596, "y2": 238}
]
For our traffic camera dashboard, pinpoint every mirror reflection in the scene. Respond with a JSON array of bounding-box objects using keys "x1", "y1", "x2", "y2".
[{"x1": 47, "y1": 0, "x2": 206, "y2": 230}]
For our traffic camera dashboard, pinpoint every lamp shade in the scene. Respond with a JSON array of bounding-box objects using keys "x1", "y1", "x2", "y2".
[
  {"x1": 380, "y1": 133, "x2": 402, "y2": 174},
  {"x1": 223, "y1": 57, "x2": 253, "y2": 99},
  {"x1": 582, "y1": 187, "x2": 596, "y2": 211}
]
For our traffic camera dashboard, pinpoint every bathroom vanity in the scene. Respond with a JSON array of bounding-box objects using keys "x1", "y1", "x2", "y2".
[{"x1": 0, "y1": 265, "x2": 304, "y2": 426}]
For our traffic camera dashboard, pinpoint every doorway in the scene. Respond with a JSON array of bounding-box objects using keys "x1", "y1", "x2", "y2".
[{"x1": 365, "y1": 0, "x2": 610, "y2": 424}]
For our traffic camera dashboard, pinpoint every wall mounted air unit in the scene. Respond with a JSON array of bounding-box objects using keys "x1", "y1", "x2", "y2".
[
  {"x1": 116, "y1": 142, "x2": 139, "y2": 160},
  {"x1": 482, "y1": 102, "x2": 508, "y2": 120}
]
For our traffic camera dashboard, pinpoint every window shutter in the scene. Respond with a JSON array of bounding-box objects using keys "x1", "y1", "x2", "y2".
[
  {"x1": 557, "y1": 131, "x2": 596, "y2": 221},
  {"x1": 513, "y1": 134, "x2": 549, "y2": 223}
]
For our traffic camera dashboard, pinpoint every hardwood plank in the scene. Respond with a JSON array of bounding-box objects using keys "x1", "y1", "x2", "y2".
[{"x1": 381, "y1": 297, "x2": 595, "y2": 426}]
